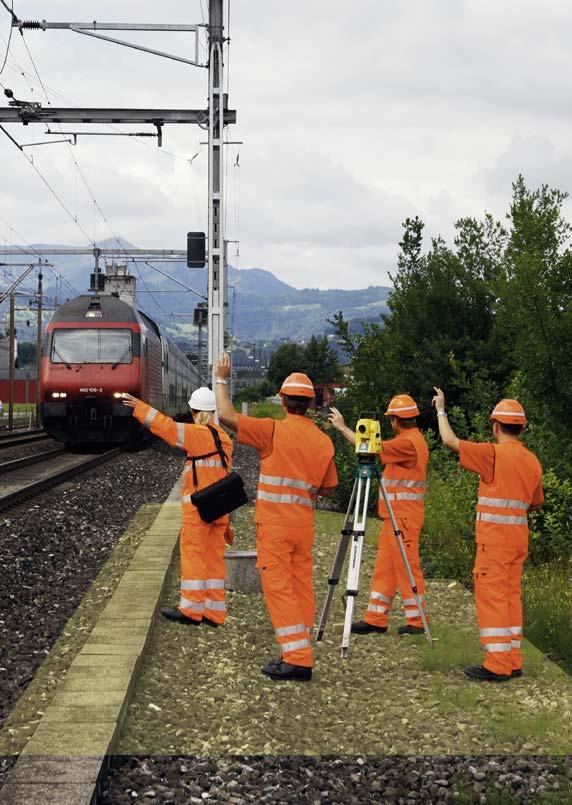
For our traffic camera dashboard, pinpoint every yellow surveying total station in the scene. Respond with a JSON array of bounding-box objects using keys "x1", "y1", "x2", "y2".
[{"x1": 355, "y1": 413, "x2": 381, "y2": 455}]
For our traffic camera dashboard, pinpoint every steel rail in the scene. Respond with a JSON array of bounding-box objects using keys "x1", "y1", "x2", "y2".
[
  {"x1": 0, "y1": 446, "x2": 67, "y2": 475},
  {"x1": 0, "y1": 447, "x2": 122, "y2": 511},
  {"x1": 0, "y1": 430, "x2": 49, "y2": 449}
]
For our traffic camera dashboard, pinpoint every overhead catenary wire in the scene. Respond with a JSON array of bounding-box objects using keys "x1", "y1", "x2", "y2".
[{"x1": 0, "y1": 0, "x2": 13, "y2": 76}]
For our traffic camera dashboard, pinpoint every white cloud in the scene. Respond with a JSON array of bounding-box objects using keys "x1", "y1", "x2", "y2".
[{"x1": 0, "y1": 0, "x2": 571, "y2": 292}]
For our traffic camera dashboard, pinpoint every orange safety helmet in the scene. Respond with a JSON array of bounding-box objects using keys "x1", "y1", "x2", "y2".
[
  {"x1": 489, "y1": 399, "x2": 527, "y2": 425},
  {"x1": 384, "y1": 394, "x2": 420, "y2": 419},
  {"x1": 279, "y1": 372, "x2": 315, "y2": 398}
]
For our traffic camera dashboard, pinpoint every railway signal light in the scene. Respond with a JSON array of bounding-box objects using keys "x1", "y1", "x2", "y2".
[{"x1": 187, "y1": 232, "x2": 206, "y2": 268}]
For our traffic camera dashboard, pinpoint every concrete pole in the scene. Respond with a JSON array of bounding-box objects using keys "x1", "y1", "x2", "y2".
[
  {"x1": 207, "y1": 0, "x2": 227, "y2": 387},
  {"x1": 35, "y1": 269, "x2": 43, "y2": 425},
  {"x1": 8, "y1": 293, "x2": 15, "y2": 430}
]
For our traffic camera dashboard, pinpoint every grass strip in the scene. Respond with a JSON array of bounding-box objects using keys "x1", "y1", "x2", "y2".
[
  {"x1": 0, "y1": 504, "x2": 161, "y2": 758},
  {"x1": 117, "y1": 508, "x2": 572, "y2": 756}
]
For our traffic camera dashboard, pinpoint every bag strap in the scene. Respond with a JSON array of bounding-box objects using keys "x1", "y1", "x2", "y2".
[{"x1": 186, "y1": 425, "x2": 229, "y2": 490}]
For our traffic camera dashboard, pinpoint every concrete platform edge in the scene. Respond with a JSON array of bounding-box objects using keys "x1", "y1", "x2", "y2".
[{"x1": 0, "y1": 476, "x2": 183, "y2": 805}]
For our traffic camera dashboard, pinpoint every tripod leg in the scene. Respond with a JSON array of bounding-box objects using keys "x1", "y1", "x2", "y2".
[
  {"x1": 341, "y1": 475, "x2": 371, "y2": 659},
  {"x1": 379, "y1": 480, "x2": 433, "y2": 648},
  {"x1": 316, "y1": 478, "x2": 358, "y2": 641}
]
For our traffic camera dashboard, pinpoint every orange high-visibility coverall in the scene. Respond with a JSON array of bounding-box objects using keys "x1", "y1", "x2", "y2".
[
  {"x1": 134, "y1": 401, "x2": 233, "y2": 624},
  {"x1": 237, "y1": 413, "x2": 338, "y2": 668},
  {"x1": 363, "y1": 428, "x2": 429, "y2": 628},
  {"x1": 459, "y1": 440, "x2": 543, "y2": 675}
]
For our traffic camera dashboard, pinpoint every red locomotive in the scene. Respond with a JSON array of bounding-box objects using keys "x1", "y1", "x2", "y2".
[{"x1": 40, "y1": 294, "x2": 198, "y2": 444}]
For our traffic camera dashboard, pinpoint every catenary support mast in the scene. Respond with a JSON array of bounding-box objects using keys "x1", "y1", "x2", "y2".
[{"x1": 207, "y1": 0, "x2": 227, "y2": 384}]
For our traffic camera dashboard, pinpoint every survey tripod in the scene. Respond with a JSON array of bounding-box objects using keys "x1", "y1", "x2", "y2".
[{"x1": 316, "y1": 453, "x2": 433, "y2": 658}]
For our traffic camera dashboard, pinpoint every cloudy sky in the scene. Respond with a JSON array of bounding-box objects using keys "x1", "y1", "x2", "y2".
[{"x1": 0, "y1": 0, "x2": 571, "y2": 291}]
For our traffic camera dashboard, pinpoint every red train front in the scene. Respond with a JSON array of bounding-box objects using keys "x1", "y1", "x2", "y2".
[{"x1": 40, "y1": 294, "x2": 196, "y2": 444}]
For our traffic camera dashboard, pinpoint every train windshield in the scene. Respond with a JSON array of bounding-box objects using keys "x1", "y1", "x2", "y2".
[{"x1": 51, "y1": 329, "x2": 133, "y2": 364}]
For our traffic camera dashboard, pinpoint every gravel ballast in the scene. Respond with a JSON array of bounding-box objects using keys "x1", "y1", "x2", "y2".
[
  {"x1": 100, "y1": 754, "x2": 572, "y2": 803},
  {"x1": 0, "y1": 438, "x2": 183, "y2": 729}
]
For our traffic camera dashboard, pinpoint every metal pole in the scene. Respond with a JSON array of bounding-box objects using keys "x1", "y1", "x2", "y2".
[
  {"x1": 35, "y1": 269, "x2": 43, "y2": 424},
  {"x1": 197, "y1": 322, "x2": 203, "y2": 386},
  {"x1": 207, "y1": 0, "x2": 227, "y2": 386},
  {"x1": 8, "y1": 293, "x2": 15, "y2": 430}
]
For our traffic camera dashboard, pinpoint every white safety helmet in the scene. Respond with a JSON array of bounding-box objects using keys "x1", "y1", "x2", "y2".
[{"x1": 188, "y1": 387, "x2": 216, "y2": 412}]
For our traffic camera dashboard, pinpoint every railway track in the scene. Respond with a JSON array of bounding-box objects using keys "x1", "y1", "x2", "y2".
[
  {"x1": 0, "y1": 446, "x2": 123, "y2": 511},
  {"x1": 0, "y1": 429, "x2": 50, "y2": 450}
]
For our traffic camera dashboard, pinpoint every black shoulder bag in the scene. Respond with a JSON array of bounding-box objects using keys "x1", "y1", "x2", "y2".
[{"x1": 189, "y1": 426, "x2": 248, "y2": 523}]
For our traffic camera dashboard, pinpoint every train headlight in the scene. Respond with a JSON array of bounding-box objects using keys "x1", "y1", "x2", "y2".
[
  {"x1": 113, "y1": 392, "x2": 126, "y2": 399},
  {"x1": 51, "y1": 392, "x2": 67, "y2": 398}
]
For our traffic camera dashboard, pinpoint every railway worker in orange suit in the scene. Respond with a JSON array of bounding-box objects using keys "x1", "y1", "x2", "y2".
[
  {"x1": 122, "y1": 388, "x2": 233, "y2": 627},
  {"x1": 329, "y1": 395, "x2": 430, "y2": 635},
  {"x1": 432, "y1": 389, "x2": 543, "y2": 682},
  {"x1": 214, "y1": 353, "x2": 338, "y2": 682}
]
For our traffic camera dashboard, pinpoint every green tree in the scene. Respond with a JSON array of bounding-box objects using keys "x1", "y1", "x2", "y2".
[
  {"x1": 497, "y1": 176, "x2": 572, "y2": 467},
  {"x1": 267, "y1": 342, "x2": 306, "y2": 387},
  {"x1": 302, "y1": 335, "x2": 341, "y2": 385}
]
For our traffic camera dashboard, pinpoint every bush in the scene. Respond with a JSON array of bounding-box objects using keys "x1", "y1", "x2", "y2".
[
  {"x1": 528, "y1": 469, "x2": 572, "y2": 563},
  {"x1": 523, "y1": 561, "x2": 572, "y2": 671},
  {"x1": 242, "y1": 402, "x2": 284, "y2": 420},
  {"x1": 420, "y1": 446, "x2": 477, "y2": 584}
]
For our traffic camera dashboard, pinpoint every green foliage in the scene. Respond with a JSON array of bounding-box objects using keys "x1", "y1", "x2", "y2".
[
  {"x1": 241, "y1": 401, "x2": 284, "y2": 420},
  {"x1": 16, "y1": 341, "x2": 36, "y2": 366},
  {"x1": 528, "y1": 469, "x2": 572, "y2": 563},
  {"x1": 420, "y1": 447, "x2": 477, "y2": 585},
  {"x1": 267, "y1": 337, "x2": 340, "y2": 389},
  {"x1": 233, "y1": 380, "x2": 274, "y2": 405},
  {"x1": 523, "y1": 561, "x2": 572, "y2": 671}
]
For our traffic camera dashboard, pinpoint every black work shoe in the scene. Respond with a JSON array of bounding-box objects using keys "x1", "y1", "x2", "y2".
[
  {"x1": 261, "y1": 657, "x2": 283, "y2": 674},
  {"x1": 351, "y1": 620, "x2": 388, "y2": 634},
  {"x1": 202, "y1": 617, "x2": 220, "y2": 628},
  {"x1": 463, "y1": 664, "x2": 511, "y2": 682},
  {"x1": 511, "y1": 669, "x2": 523, "y2": 678},
  {"x1": 261, "y1": 660, "x2": 312, "y2": 682},
  {"x1": 398, "y1": 625, "x2": 425, "y2": 635},
  {"x1": 162, "y1": 608, "x2": 201, "y2": 625}
]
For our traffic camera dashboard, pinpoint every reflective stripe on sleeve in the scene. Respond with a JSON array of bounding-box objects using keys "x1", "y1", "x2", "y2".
[
  {"x1": 176, "y1": 422, "x2": 186, "y2": 449},
  {"x1": 510, "y1": 626, "x2": 522, "y2": 635},
  {"x1": 276, "y1": 623, "x2": 307, "y2": 638},
  {"x1": 368, "y1": 603, "x2": 390, "y2": 614},
  {"x1": 483, "y1": 642, "x2": 512, "y2": 652},
  {"x1": 382, "y1": 492, "x2": 425, "y2": 501},
  {"x1": 371, "y1": 592, "x2": 393, "y2": 604},
  {"x1": 143, "y1": 407, "x2": 158, "y2": 426},
  {"x1": 281, "y1": 637, "x2": 311, "y2": 653},
  {"x1": 257, "y1": 490, "x2": 313, "y2": 508},
  {"x1": 384, "y1": 480, "x2": 426, "y2": 490},
  {"x1": 205, "y1": 599, "x2": 226, "y2": 612},
  {"x1": 511, "y1": 640, "x2": 522, "y2": 648},
  {"x1": 480, "y1": 627, "x2": 511, "y2": 637},
  {"x1": 476, "y1": 512, "x2": 528, "y2": 525},
  {"x1": 179, "y1": 598, "x2": 204, "y2": 612},
  {"x1": 181, "y1": 579, "x2": 206, "y2": 591},
  {"x1": 478, "y1": 496, "x2": 529, "y2": 510},
  {"x1": 404, "y1": 609, "x2": 421, "y2": 617},
  {"x1": 259, "y1": 474, "x2": 316, "y2": 493},
  {"x1": 206, "y1": 578, "x2": 225, "y2": 589},
  {"x1": 184, "y1": 459, "x2": 225, "y2": 472}
]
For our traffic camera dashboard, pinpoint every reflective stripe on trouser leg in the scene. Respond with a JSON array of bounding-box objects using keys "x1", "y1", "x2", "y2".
[
  {"x1": 256, "y1": 524, "x2": 314, "y2": 667},
  {"x1": 506, "y1": 542, "x2": 527, "y2": 672},
  {"x1": 363, "y1": 523, "x2": 397, "y2": 627},
  {"x1": 178, "y1": 523, "x2": 206, "y2": 621},
  {"x1": 203, "y1": 520, "x2": 228, "y2": 624}
]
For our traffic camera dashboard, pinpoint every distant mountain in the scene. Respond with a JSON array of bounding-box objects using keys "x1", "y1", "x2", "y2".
[{"x1": 16, "y1": 240, "x2": 391, "y2": 341}]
